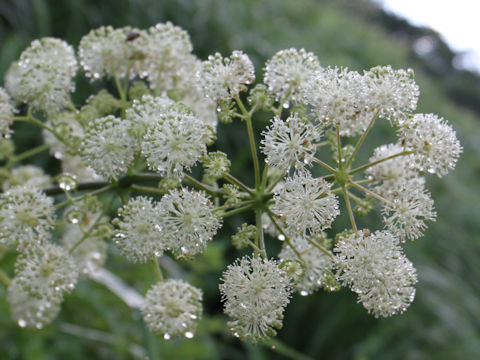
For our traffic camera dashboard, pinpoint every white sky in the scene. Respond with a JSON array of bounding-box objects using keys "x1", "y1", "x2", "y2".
[{"x1": 378, "y1": 0, "x2": 480, "y2": 72}]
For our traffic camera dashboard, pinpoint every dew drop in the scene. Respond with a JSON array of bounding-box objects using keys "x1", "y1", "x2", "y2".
[
  {"x1": 163, "y1": 333, "x2": 171, "y2": 340},
  {"x1": 277, "y1": 234, "x2": 285, "y2": 241},
  {"x1": 18, "y1": 319, "x2": 27, "y2": 328},
  {"x1": 300, "y1": 290, "x2": 309, "y2": 296},
  {"x1": 185, "y1": 331, "x2": 194, "y2": 339},
  {"x1": 36, "y1": 322, "x2": 43, "y2": 330}
]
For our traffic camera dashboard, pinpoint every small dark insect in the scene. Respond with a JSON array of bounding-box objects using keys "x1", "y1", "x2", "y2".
[
  {"x1": 400, "y1": 136, "x2": 406, "y2": 146},
  {"x1": 126, "y1": 32, "x2": 141, "y2": 42}
]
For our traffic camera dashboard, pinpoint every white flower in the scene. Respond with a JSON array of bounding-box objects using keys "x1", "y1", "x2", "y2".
[
  {"x1": 113, "y1": 197, "x2": 166, "y2": 263},
  {"x1": 0, "y1": 186, "x2": 55, "y2": 250},
  {"x1": 264, "y1": 48, "x2": 321, "y2": 105},
  {"x1": 80, "y1": 115, "x2": 136, "y2": 180},
  {"x1": 142, "y1": 279, "x2": 203, "y2": 339},
  {"x1": 364, "y1": 65, "x2": 419, "y2": 125},
  {"x1": 3, "y1": 165, "x2": 51, "y2": 191},
  {"x1": 334, "y1": 230, "x2": 417, "y2": 318},
  {"x1": 8, "y1": 279, "x2": 62, "y2": 329},
  {"x1": 279, "y1": 236, "x2": 333, "y2": 295},
  {"x1": 78, "y1": 26, "x2": 144, "y2": 80},
  {"x1": 158, "y1": 188, "x2": 222, "y2": 259},
  {"x1": 261, "y1": 114, "x2": 321, "y2": 171},
  {"x1": 272, "y1": 171, "x2": 339, "y2": 236},
  {"x1": 14, "y1": 243, "x2": 79, "y2": 301},
  {"x1": 141, "y1": 104, "x2": 209, "y2": 179},
  {"x1": 61, "y1": 154, "x2": 103, "y2": 182},
  {"x1": 14, "y1": 37, "x2": 77, "y2": 114},
  {"x1": 136, "y1": 22, "x2": 193, "y2": 93},
  {"x1": 381, "y1": 178, "x2": 436, "y2": 241},
  {"x1": 401, "y1": 113, "x2": 462, "y2": 177},
  {"x1": 125, "y1": 94, "x2": 174, "y2": 149},
  {"x1": 197, "y1": 50, "x2": 255, "y2": 101},
  {"x1": 219, "y1": 256, "x2": 292, "y2": 342},
  {"x1": 306, "y1": 67, "x2": 370, "y2": 137},
  {"x1": 0, "y1": 87, "x2": 15, "y2": 139},
  {"x1": 366, "y1": 143, "x2": 418, "y2": 192}
]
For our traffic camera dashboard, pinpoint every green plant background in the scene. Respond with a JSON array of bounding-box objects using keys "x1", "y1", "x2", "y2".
[{"x1": 0, "y1": 0, "x2": 479, "y2": 359}]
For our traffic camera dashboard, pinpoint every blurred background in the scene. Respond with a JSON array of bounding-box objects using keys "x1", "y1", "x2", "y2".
[{"x1": 0, "y1": 0, "x2": 479, "y2": 359}]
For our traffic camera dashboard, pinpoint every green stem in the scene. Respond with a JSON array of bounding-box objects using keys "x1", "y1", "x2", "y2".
[
  {"x1": 6, "y1": 143, "x2": 50, "y2": 169},
  {"x1": 0, "y1": 269, "x2": 11, "y2": 286},
  {"x1": 348, "y1": 180, "x2": 394, "y2": 206},
  {"x1": 304, "y1": 236, "x2": 334, "y2": 259},
  {"x1": 261, "y1": 163, "x2": 269, "y2": 190},
  {"x1": 342, "y1": 187, "x2": 358, "y2": 232},
  {"x1": 336, "y1": 125, "x2": 343, "y2": 169},
  {"x1": 113, "y1": 74, "x2": 126, "y2": 102},
  {"x1": 69, "y1": 206, "x2": 109, "y2": 254},
  {"x1": 14, "y1": 115, "x2": 67, "y2": 144},
  {"x1": 255, "y1": 210, "x2": 266, "y2": 258},
  {"x1": 55, "y1": 185, "x2": 112, "y2": 209},
  {"x1": 266, "y1": 211, "x2": 304, "y2": 262},
  {"x1": 234, "y1": 95, "x2": 261, "y2": 187},
  {"x1": 152, "y1": 260, "x2": 163, "y2": 282},
  {"x1": 312, "y1": 157, "x2": 337, "y2": 174},
  {"x1": 224, "y1": 173, "x2": 254, "y2": 195},
  {"x1": 183, "y1": 174, "x2": 221, "y2": 196},
  {"x1": 219, "y1": 204, "x2": 253, "y2": 218},
  {"x1": 345, "y1": 110, "x2": 379, "y2": 169},
  {"x1": 349, "y1": 150, "x2": 414, "y2": 175},
  {"x1": 130, "y1": 184, "x2": 164, "y2": 195}
]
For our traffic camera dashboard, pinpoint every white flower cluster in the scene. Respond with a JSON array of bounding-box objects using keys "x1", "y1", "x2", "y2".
[
  {"x1": 272, "y1": 171, "x2": 339, "y2": 236},
  {"x1": 197, "y1": 50, "x2": 255, "y2": 101},
  {"x1": 114, "y1": 189, "x2": 221, "y2": 261},
  {"x1": 9, "y1": 38, "x2": 77, "y2": 114},
  {"x1": 0, "y1": 186, "x2": 55, "y2": 250},
  {"x1": 279, "y1": 236, "x2": 334, "y2": 295},
  {"x1": 334, "y1": 231, "x2": 417, "y2": 318},
  {"x1": 142, "y1": 279, "x2": 202, "y2": 339},
  {"x1": 0, "y1": 87, "x2": 15, "y2": 139},
  {"x1": 219, "y1": 256, "x2": 291, "y2": 342}
]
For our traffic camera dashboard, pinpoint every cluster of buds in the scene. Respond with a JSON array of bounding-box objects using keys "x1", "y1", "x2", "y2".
[{"x1": 0, "y1": 22, "x2": 461, "y2": 345}]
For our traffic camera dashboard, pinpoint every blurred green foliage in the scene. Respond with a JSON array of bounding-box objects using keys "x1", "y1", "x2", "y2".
[{"x1": 0, "y1": 0, "x2": 479, "y2": 359}]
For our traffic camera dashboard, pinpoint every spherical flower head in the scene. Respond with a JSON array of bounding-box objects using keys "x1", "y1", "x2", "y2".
[
  {"x1": 306, "y1": 67, "x2": 370, "y2": 137},
  {"x1": 264, "y1": 48, "x2": 321, "y2": 105},
  {"x1": 3, "y1": 165, "x2": 51, "y2": 191},
  {"x1": 113, "y1": 196, "x2": 166, "y2": 263},
  {"x1": 15, "y1": 37, "x2": 77, "y2": 114},
  {"x1": 80, "y1": 115, "x2": 136, "y2": 180},
  {"x1": 272, "y1": 171, "x2": 339, "y2": 236},
  {"x1": 401, "y1": 113, "x2": 462, "y2": 177},
  {"x1": 136, "y1": 22, "x2": 193, "y2": 92},
  {"x1": 364, "y1": 66, "x2": 419, "y2": 125},
  {"x1": 365, "y1": 143, "x2": 419, "y2": 192},
  {"x1": 61, "y1": 224, "x2": 107, "y2": 276},
  {"x1": 142, "y1": 279, "x2": 202, "y2": 339},
  {"x1": 279, "y1": 236, "x2": 333, "y2": 295},
  {"x1": 261, "y1": 113, "x2": 321, "y2": 171},
  {"x1": 219, "y1": 256, "x2": 292, "y2": 342},
  {"x1": 197, "y1": 50, "x2": 255, "y2": 101},
  {"x1": 334, "y1": 230, "x2": 417, "y2": 318},
  {"x1": 8, "y1": 279, "x2": 62, "y2": 329},
  {"x1": 78, "y1": 26, "x2": 145, "y2": 80},
  {"x1": 158, "y1": 188, "x2": 222, "y2": 259},
  {"x1": 43, "y1": 111, "x2": 84, "y2": 159},
  {"x1": 15, "y1": 243, "x2": 79, "y2": 301},
  {"x1": 0, "y1": 87, "x2": 15, "y2": 139},
  {"x1": 381, "y1": 178, "x2": 436, "y2": 241},
  {"x1": 125, "y1": 94, "x2": 174, "y2": 149},
  {"x1": 141, "y1": 104, "x2": 210, "y2": 179},
  {"x1": 0, "y1": 186, "x2": 55, "y2": 250}
]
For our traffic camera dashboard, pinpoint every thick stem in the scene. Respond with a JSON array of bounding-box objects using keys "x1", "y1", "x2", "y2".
[{"x1": 255, "y1": 210, "x2": 266, "y2": 258}]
